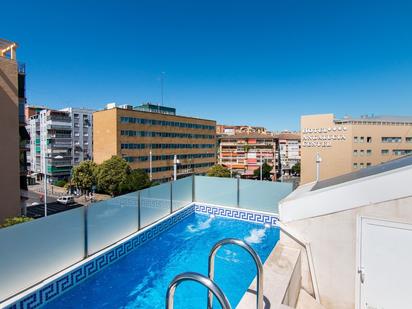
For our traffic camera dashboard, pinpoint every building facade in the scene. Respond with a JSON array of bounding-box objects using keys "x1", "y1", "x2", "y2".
[
  {"x1": 218, "y1": 134, "x2": 279, "y2": 179},
  {"x1": 27, "y1": 108, "x2": 94, "y2": 182},
  {"x1": 301, "y1": 113, "x2": 412, "y2": 184},
  {"x1": 275, "y1": 132, "x2": 301, "y2": 176},
  {"x1": 0, "y1": 38, "x2": 25, "y2": 221},
  {"x1": 93, "y1": 104, "x2": 216, "y2": 182}
]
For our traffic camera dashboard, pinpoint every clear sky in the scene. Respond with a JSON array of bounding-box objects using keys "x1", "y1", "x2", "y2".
[{"x1": 2, "y1": 0, "x2": 412, "y2": 131}]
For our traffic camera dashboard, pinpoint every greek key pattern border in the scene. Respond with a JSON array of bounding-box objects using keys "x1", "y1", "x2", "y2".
[{"x1": 194, "y1": 204, "x2": 279, "y2": 226}]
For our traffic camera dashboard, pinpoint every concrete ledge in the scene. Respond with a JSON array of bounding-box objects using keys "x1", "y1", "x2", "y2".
[
  {"x1": 237, "y1": 243, "x2": 301, "y2": 309},
  {"x1": 296, "y1": 289, "x2": 326, "y2": 309}
]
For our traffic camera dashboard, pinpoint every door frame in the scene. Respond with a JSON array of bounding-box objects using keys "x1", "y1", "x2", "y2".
[{"x1": 356, "y1": 216, "x2": 412, "y2": 309}]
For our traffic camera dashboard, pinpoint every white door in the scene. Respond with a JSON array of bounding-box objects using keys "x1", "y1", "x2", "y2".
[{"x1": 357, "y1": 217, "x2": 412, "y2": 309}]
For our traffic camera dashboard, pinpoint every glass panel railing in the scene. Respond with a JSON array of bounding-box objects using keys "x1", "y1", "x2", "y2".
[
  {"x1": 194, "y1": 176, "x2": 237, "y2": 207},
  {"x1": 239, "y1": 179, "x2": 293, "y2": 213},
  {"x1": 140, "y1": 183, "x2": 171, "y2": 228},
  {"x1": 88, "y1": 192, "x2": 139, "y2": 255},
  {"x1": 172, "y1": 176, "x2": 193, "y2": 212},
  {"x1": 0, "y1": 207, "x2": 85, "y2": 302}
]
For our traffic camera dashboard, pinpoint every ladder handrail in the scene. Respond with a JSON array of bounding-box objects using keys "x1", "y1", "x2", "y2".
[
  {"x1": 166, "y1": 272, "x2": 232, "y2": 309},
  {"x1": 208, "y1": 238, "x2": 263, "y2": 309}
]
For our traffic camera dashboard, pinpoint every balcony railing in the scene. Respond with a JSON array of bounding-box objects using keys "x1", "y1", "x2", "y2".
[{"x1": 0, "y1": 176, "x2": 292, "y2": 303}]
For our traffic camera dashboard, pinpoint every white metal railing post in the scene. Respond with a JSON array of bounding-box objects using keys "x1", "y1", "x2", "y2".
[
  {"x1": 137, "y1": 191, "x2": 141, "y2": 230},
  {"x1": 192, "y1": 174, "x2": 196, "y2": 202}
]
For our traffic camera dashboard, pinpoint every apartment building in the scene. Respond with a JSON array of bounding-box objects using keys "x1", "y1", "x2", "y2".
[
  {"x1": 27, "y1": 108, "x2": 94, "y2": 182},
  {"x1": 301, "y1": 113, "x2": 412, "y2": 184},
  {"x1": 275, "y1": 132, "x2": 301, "y2": 176},
  {"x1": 60, "y1": 107, "x2": 94, "y2": 164},
  {"x1": 218, "y1": 133, "x2": 279, "y2": 179},
  {"x1": 0, "y1": 39, "x2": 23, "y2": 221},
  {"x1": 93, "y1": 103, "x2": 216, "y2": 182}
]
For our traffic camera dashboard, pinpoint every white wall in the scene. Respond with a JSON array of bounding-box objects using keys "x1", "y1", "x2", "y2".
[{"x1": 281, "y1": 196, "x2": 412, "y2": 309}]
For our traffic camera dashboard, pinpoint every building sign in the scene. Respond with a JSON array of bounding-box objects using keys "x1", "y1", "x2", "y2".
[{"x1": 302, "y1": 126, "x2": 347, "y2": 148}]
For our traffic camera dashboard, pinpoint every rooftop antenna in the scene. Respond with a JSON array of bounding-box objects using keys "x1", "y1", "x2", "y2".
[{"x1": 160, "y1": 72, "x2": 165, "y2": 106}]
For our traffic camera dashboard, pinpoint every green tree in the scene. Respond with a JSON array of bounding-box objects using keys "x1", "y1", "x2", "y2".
[
  {"x1": 1, "y1": 216, "x2": 33, "y2": 228},
  {"x1": 71, "y1": 160, "x2": 97, "y2": 191},
  {"x1": 291, "y1": 162, "x2": 301, "y2": 175},
  {"x1": 254, "y1": 162, "x2": 273, "y2": 180},
  {"x1": 206, "y1": 165, "x2": 231, "y2": 178},
  {"x1": 120, "y1": 169, "x2": 151, "y2": 193},
  {"x1": 95, "y1": 156, "x2": 129, "y2": 196}
]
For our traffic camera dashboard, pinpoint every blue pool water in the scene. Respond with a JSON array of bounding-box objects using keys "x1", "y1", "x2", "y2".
[{"x1": 45, "y1": 213, "x2": 279, "y2": 308}]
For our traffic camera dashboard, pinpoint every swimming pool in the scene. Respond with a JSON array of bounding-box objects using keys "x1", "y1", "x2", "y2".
[{"x1": 43, "y1": 211, "x2": 279, "y2": 308}]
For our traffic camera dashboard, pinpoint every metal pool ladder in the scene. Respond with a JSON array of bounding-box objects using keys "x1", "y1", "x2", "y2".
[
  {"x1": 165, "y1": 238, "x2": 264, "y2": 309},
  {"x1": 208, "y1": 238, "x2": 264, "y2": 309},
  {"x1": 166, "y1": 272, "x2": 232, "y2": 309}
]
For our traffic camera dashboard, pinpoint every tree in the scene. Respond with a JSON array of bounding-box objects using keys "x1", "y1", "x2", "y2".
[
  {"x1": 291, "y1": 162, "x2": 301, "y2": 176},
  {"x1": 1, "y1": 216, "x2": 33, "y2": 228},
  {"x1": 207, "y1": 165, "x2": 231, "y2": 178},
  {"x1": 95, "y1": 156, "x2": 129, "y2": 196},
  {"x1": 71, "y1": 160, "x2": 97, "y2": 191},
  {"x1": 120, "y1": 169, "x2": 151, "y2": 193},
  {"x1": 254, "y1": 162, "x2": 273, "y2": 180}
]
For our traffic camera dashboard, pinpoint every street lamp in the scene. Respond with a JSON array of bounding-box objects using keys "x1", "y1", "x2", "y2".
[
  {"x1": 316, "y1": 153, "x2": 322, "y2": 182},
  {"x1": 43, "y1": 154, "x2": 64, "y2": 217},
  {"x1": 173, "y1": 155, "x2": 180, "y2": 181}
]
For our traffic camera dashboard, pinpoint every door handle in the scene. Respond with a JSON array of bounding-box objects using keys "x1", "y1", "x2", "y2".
[{"x1": 358, "y1": 267, "x2": 365, "y2": 284}]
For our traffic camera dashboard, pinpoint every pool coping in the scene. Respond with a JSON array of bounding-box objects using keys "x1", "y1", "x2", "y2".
[{"x1": 3, "y1": 203, "x2": 279, "y2": 309}]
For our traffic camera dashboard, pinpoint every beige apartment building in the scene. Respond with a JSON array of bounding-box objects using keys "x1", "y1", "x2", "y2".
[
  {"x1": 0, "y1": 39, "x2": 21, "y2": 222},
  {"x1": 93, "y1": 103, "x2": 216, "y2": 182},
  {"x1": 218, "y1": 133, "x2": 279, "y2": 179},
  {"x1": 301, "y1": 113, "x2": 412, "y2": 184}
]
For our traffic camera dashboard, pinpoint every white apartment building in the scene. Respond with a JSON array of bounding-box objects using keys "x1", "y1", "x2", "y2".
[
  {"x1": 27, "y1": 107, "x2": 94, "y2": 182},
  {"x1": 60, "y1": 107, "x2": 94, "y2": 165},
  {"x1": 276, "y1": 132, "x2": 301, "y2": 176}
]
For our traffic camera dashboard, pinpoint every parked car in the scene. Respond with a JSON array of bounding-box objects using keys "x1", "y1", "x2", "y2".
[{"x1": 57, "y1": 196, "x2": 75, "y2": 205}]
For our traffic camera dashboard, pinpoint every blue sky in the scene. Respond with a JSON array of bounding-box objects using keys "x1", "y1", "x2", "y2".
[{"x1": 2, "y1": 0, "x2": 412, "y2": 130}]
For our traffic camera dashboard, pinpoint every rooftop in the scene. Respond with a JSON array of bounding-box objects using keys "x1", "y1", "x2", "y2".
[{"x1": 336, "y1": 115, "x2": 412, "y2": 124}]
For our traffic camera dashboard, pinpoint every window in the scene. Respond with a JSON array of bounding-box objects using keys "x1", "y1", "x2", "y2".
[
  {"x1": 359, "y1": 137, "x2": 365, "y2": 143},
  {"x1": 360, "y1": 150, "x2": 365, "y2": 156},
  {"x1": 381, "y1": 149, "x2": 389, "y2": 155},
  {"x1": 353, "y1": 150, "x2": 358, "y2": 156},
  {"x1": 366, "y1": 150, "x2": 372, "y2": 156},
  {"x1": 354, "y1": 136, "x2": 358, "y2": 143},
  {"x1": 382, "y1": 137, "x2": 402, "y2": 143},
  {"x1": 367, "y1": 163, "x2": 372, "y2": 167},
  {"x1": 367, "y1": 137, "x2": 372, "y2": 143},
  {"x1": 360, "y1": 163, "x2": 365, "y2": 168},
  {"x1": 353, "y1": 163, "x2": 358, "y2": 169},
  {"x1": 393, "y1": 149, "x2": 412, "y2": 156},
  {"x1": 406, "y1": 137, "x2": 412, "y2": 143}
]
